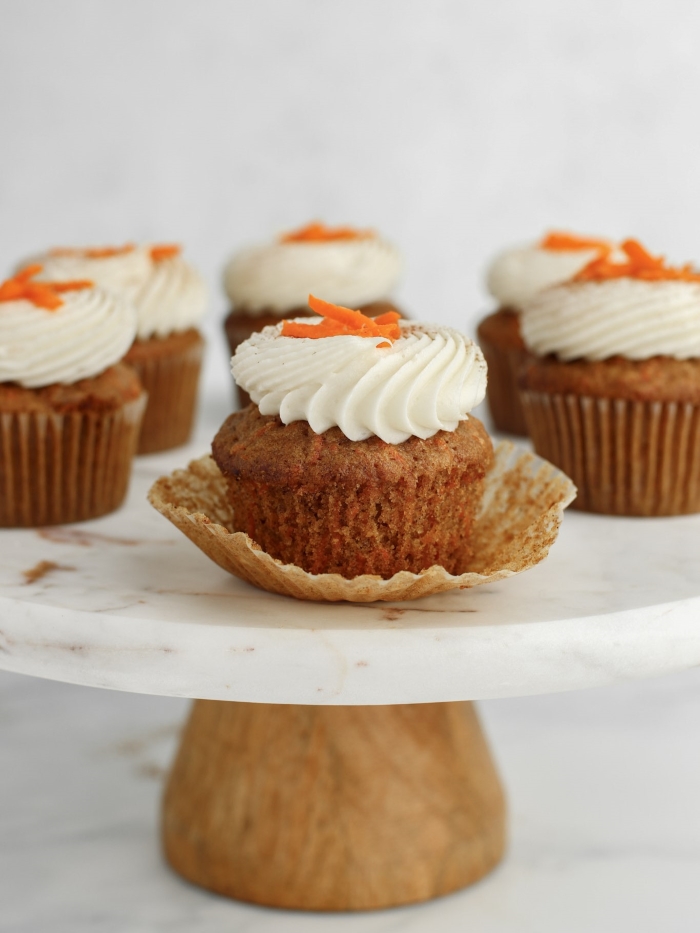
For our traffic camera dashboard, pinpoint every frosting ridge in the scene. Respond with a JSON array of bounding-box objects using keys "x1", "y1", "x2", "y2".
[
  {"x1": 520, "y1": 279, "x2": 700, "y2": 361},
  {"x1": 0, "y1": 286, "x2": 138, "y2": 387},
  {"x1": 20, "y1": 245, "x2": 207, "y2": 340},
  {"x1": 132, "y1": 254, "x2": 208, "y2": 340},
  {"x1": 232, "y1": 320, "x2": 487, "y2": 444}
]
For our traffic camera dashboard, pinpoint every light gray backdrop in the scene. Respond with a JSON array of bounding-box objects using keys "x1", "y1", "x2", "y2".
[{"x1": 1, "y1": 0, "x2": 699, "y2": 397}]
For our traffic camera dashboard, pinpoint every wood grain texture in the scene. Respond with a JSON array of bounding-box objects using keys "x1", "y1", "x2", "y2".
[{"x1": 162, "y1": 700, "x2": 506, "y2": 911}]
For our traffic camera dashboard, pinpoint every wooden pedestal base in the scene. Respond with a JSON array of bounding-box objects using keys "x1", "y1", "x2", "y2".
[{"x1": 162, "y1": 700, "x2": 506, "y2": 912}]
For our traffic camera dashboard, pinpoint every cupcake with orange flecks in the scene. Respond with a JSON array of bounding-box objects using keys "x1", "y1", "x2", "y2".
[
  {"x1": 478, "y1": 232, "x2": 613, "y2": 435},
  {"x1": 223, "y1": 222, "x2": 402, "y2": 404},
  {"x1": 19, "y1": 243, "x2": 208, "y2": 453},
  {"x1": 0, "y1": 265, "x2": 145, "y2": 526},
  {"x1": 212, "y1": 295, "x2": 490, "y2": 579},
  {"x1": 518, "y1": 238, "x2": 700, "y2": 515}
]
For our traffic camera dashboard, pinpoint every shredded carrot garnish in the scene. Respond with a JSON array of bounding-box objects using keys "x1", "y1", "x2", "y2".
[
  {"x1": 280, "y1": 221, "x2": 374, "y2": 243},
  {"x1": 281, "y1": 294, "x2": 402, "y2": 347},
  {"x1": 150, "y1": 244, "x2": 181, "y2": 262},
  {"x1": 50, "y1": 244, "x2": 135, "y2": 259},
  {"x1": 0, "y1": 266, "x2": 93, "y2": 311},
  {"x1": 373, "y1": 310, "x2": 401, "y2": 326},
  {"x1": 540, "y1": 231, "x2": 613, "y2": 254},
  {"x1": 573, "y1": 238, "x2": 700, "y2": 283}
]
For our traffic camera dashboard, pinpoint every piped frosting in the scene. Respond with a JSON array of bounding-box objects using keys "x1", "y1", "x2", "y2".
[
  {"x1": 232, "y1": 304, "x2": 486, "y2": 444},
  {"x1": 520, "y1": 239, "x2": 700, "y2": 361},
  {"x1": 486, "y1": 231, "x2": 614, "y2": 308},
  {"x1": 18, "y1": 243, "x2": 207, "y2": 341},
  {"x1": 223, "y1": 225, "x2": 402, "y2": 315},
  {"x1": 0, "y1": 268, "x2": 137, "y2": 387}
]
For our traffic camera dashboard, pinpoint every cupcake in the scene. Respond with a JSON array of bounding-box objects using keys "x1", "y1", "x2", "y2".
[
  {"x1": 223, "y1": 222, "x2": 402, "y2": 406},
  {"x1": 518, "y1": 238, "x2": 700, "y2": 516},
  {"x1": 0, "y1": 265, "x2": 145, "y2": 526},
  {"x1": 21, "y1": 243, "x2": 208, "y2": 454},
  {"x1": 479, "y1": 232, "x2": 613, "y2": 435},
  {"x1": 212, "y1": 296, "x2": 490, "y2": 579}
]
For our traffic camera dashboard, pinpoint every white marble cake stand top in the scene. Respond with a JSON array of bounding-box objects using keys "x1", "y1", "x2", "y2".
[{"x1": 1, "y1": 428, "x2": 698, "y2": 706}]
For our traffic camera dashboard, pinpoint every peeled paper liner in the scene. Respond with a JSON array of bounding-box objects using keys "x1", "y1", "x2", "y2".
[{"x1": 148, "y1": 442, "x2": 576, "y2": 603}]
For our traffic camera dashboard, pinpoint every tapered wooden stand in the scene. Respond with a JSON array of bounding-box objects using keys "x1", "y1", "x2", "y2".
[{"x1": 162, "y1": 700, "x2": 506, "y2": 911}]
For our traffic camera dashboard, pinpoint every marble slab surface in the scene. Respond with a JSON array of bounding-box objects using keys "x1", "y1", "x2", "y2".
[
  {"x1": 2, "y1": 666, "x2": 700, "y2": 932},
  {"x1": 1, "y1": 409, "x2": 699, "y2": 704}
]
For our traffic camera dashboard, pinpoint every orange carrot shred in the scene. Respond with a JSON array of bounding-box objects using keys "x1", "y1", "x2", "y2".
[
  {"x1": 15, "y1": 264, "x2": 44, "y2": 283},
  {"x1": 373, "y1": 310, "x2": 401, "y2": 325},
  {"x1": 573, "y1": 237, "x2": 700, "y2": 284},
  {"x1": 307, "y1": 295, "x2": 372, "y2": 328},
  {"x1": 0, "y1": 267, "x2": 94, "y2": 311},
  {"x1": 281, "y1": 294, "x2": 402, "y2": 343},
  {"x1": 540, "y1": 231, "x2": 613, "y2": 254},
  {"x1": 280, "y1": 221, "x2": 374, "y2": 243},
  {"x1": 51, "y1": 279, "x2": 94, "y2": 293},
  {"x1": 150, "y1": 244, "x2": 181, "y2": 262}
]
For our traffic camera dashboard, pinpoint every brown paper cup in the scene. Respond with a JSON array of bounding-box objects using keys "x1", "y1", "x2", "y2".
[
  {"x1": 0, "y1": 392, "x2": 146, "y2": 527},
  {"x1": 128, "y1": 333, "x2": 204, "y2": 454},
  {"x1": 520, "y1": 390, "x2": 700, "y2": 516},
  {"x1": 479, "y1": 334, "x2": 529, "y2": 436},
  {"x1": 148, "y1": 441, "x2": 576, "y2": 602}
]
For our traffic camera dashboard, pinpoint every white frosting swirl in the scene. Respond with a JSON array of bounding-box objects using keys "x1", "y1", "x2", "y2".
[
  {"x1": 223, "y1": 236, "x2": 402, "y2": 315},
  {"x1": 20, "y1": 247, "x2": 207, "y2": 340},
  {"x1": 24, "y1": 248, "x2": 152, "y2": 299},
  {"x1": 0, "y1": 287, "x2": 137, "y2": 388},
  {"x1": 486, "y1": 244, "x2": 604, "y2": 308},
  {"x1": 520, "y1": 279, "x2": 700, "y2": 361},
  {"x1": 131, "y1": 255, "x2": 208, "y2": 340},
  {"x1": 232, "y1": 321, "x2": 487, "y2": 444}
]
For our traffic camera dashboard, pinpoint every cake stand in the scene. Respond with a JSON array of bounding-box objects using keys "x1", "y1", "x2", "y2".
[{"x1": 1, "y1": 440, "x2": 699, "y2": 912}]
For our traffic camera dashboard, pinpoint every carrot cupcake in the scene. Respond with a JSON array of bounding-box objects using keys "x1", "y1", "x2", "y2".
[
  {"x1": 212, "y1": 296, "x2": 490, "y2": 579},
  {"x1": 223, "y1": 223, "x2": 402, "y2": 403},
  {"x1": 518, "y1": 239, "x2": 700, "y2": 515},
  {"x1": 479, "y1": 232, "x2": 613, "y2": 435},
  {"x1": 21, "y1": 243, "x2": 208, "y2": 453},
  {"x1": 0, "y1": 265, "x2": 145, "y2": 526}
]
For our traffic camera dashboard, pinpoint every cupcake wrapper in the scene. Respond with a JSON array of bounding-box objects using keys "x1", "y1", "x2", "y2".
[
  {"x1": 148, "y1": 442, "x2": 576, "y2": 603},
  {"x1": 479, "y1": 335, "x2": 529, "y2": 436},
  {"x1": 129, "y1": 335, "x2": 204, "y2": 454},
  {"x1": 0, "y1": 393, "x2": 146, "y2": 527},
  {"x1": 520, "y1": 390, "x2": 700, "y2": 516}
]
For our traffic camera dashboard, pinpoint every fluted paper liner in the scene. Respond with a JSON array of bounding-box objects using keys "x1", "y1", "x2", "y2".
[
  {"x1": 0, "y1": 392, "x2": 146, "y2": 527},
  {"x1": 521, "y1": 390, "x2": 700, "y2": 516},
  {"x1": 148, "y1": 441, "x2": 576, "y2": 602},
  {"x1": 129, "y1": 333, "x2": 204, "y2": 454},
  {"x1": 478, "y1": 333, "x2": 529, "y2": 436}
]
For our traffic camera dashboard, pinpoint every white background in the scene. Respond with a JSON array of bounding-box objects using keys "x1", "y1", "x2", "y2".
[{"x1": 3, "y1": 0, "x2": 700, "y2": 395}]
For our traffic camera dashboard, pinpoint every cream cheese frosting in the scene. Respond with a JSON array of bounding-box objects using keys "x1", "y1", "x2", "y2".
[
  {"x1": 223, "y1": 236, "x2": 402, "y2": 315},
  {"x1": 131, "y1": 254, "x2": 208, "y2": 340},
  {"x1": 20, "y1": 246, "x2": 207, "y2": 341},
  {"x1": 486, "y1": 244, "x2": 605, "y2": 309},
  {"x1": 520, "y1": 279, "x2": 700, "y2": 361},
  {"x1": 0, "y1": 286, "x2": 138, "y2": 388},
  {"x1": 232, "y1": 320, "x2": 487, "y2": 444},
  {"x1": 25, "y1": 247, "x2": 152, "y2": 298}
]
